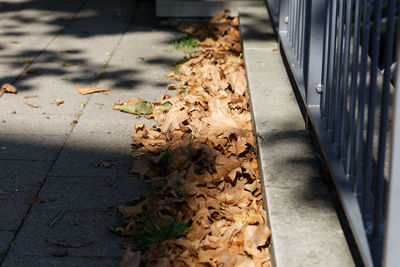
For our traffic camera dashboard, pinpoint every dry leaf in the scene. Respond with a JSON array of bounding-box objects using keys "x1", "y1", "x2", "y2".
[
  {"x1": 55, "y1": 99, "x2": 64, "y2": 106},
  {"x1": 95, "y1": 160, "x2": 115, "y2": 168},
  {"x1": 75, "y1": 87, "x2": 109, "y2": 95},
  {"x1": 0, "y1": 83, "x2": 18, "y2": 97},
  {"x1": 24, "y1": 102, "x2": 40, "y2": 108},
  {"x1": 120, "y1": 249, "x2": 141, "y2": 267},
  {"x1": 24, "y1": 95, "x2": 38, "y2": 99},
  {"x1": 27, "y1": 196, "x2": 45, "y2": 205},
  {"x1": 23, "y1": 68, "x2": 38, "y2": 74}
]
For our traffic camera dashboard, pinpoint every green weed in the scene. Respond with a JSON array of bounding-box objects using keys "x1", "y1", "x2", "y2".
[
  {"x1": 133, "y1": 215, "x2": 192, "y2": 248},
  {"x1": 160, "y1": 150, "x2": 173, "y2": 168},
  {"x1": 175, "y1": 181, "x2": 190, "y2": 199},
  {"x1": 172, "y1": 35, "x2": 199, "y2": 51}
]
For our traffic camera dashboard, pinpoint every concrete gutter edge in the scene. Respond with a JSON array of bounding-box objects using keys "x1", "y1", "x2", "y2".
[{"x1": 239, "y1": 3, "x2": 356, "y2": 267}]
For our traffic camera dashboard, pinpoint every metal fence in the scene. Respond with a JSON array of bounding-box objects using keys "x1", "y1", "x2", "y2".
[{"x1": 266, "y1": 0, "x2": 400, "y2": 266}]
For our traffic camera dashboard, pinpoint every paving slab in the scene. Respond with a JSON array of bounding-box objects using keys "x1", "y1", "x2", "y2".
[
  {"x1": 0, "y1": 191, "x2": 34, "y2": 231},
  {"x1": 0, "y1": 113, "x2": 75, "y2": 135},
  {"x1": 36, "y1": 176, "x2": 147, "y2": 211},
  {"x1": 244, "y1": 50, "x2": 305, "y2": 133},
  {"x1": 8, "y1": 210, "x2": 125, "y2": 258},
  {"x1": 0, "y1": 231, "x2": 15, "y2": 261},
  {"x1": 1, "y1": 256, "x2": 119, "y2": 267},
  {"x1": 0, "y1": 160, "x2": 51, "y2": 192},
  {"x1": 238, "y1": 6, "x2": 276, "y2": 50},
  {"x1": 0, "y1": 134, "x2": 66, "y2": 160},
  {"x1": 0, "y1": 0, "x2": 85, "y2": 83},
  {"x1": 48, "y1": 133, "x2": 136, "y2": 177}
]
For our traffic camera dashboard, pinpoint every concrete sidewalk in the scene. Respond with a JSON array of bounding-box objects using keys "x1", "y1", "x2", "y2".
[{"x1": 0, "y1": 0, "x2": 184, "y2": 266}]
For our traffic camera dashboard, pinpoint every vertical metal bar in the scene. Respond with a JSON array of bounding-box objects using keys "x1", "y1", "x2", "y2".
[
  {"x1": 298, "y1": 0, "x2": 304, "y2": 63},
  {"x1": 298, "y1": 0, "x2": 304, "y2": 64},
  {"x1": 302, "y1": 0, "x2": 311, "y2": 88},
  {"x1": 293, "y1": 0, "x2": 299, "y2": 57},
  {"x1": 306, "y1": 0, "x2": 326, "y2": 107},
  {"x1": 354, "y1": 0, "x2": 372, "y2": 210},
  {"x1": 332, "y1": 0, "x2": 345, "y2": 148},
  {"x1": 364, "y1": 3, "x2": 383, "y2": 255},
  {"x1": 347, "y1": 0, "x2": 362, "y2": 179},
  {"x1": 288, "y1": 0, "x2": 293, "y2": 42},
  {"x1": 339, "y1": 0, "x2": 353, "y2": 161},
  {"x1": 327, "y1": 0, "x2": 338, "y2": 132},
  {"x1": 321, "y1": 0, "x2": 332, "y2": 119},
  {"x1": 374, "y1": 0, "x2": 397, "y2": 264},
  {"x1": 383, "y1": 14, "x2": 400, "y2": 267}
]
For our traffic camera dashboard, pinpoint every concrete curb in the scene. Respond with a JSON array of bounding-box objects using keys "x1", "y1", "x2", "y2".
[
  {"x1": 156, "y1": 0, "x2": 264, "y2": 17},
  {"x1": 239, "y1": 3, "x2": 356, "y2": 267}
]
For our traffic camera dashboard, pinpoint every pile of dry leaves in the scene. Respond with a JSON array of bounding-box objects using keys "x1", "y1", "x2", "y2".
[{"x1": 117, "y1": 10, "x2": 271, "y2": 267}]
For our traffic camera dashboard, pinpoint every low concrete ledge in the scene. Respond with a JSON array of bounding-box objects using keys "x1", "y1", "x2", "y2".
[
  {"x1": 239, "y1": 4, "x2": 356, "y2": 267},
  {"x1": 156, "y1": 0, "x2": 264, "y2": 17}
]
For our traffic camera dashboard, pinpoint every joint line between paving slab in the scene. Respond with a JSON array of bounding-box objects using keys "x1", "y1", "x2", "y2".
[{"x1": 0, "y1": 2, "x2": 141, "y2": 265}]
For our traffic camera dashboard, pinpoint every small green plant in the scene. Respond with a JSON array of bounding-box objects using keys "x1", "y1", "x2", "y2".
[
  {"x1": 175, "y1": 181, "x2": 190, "y2": 199},
  {"x1": 160, "y1": 150, "x2": 173, "y2": 168},
  {"x1": 75, "y1": 111, "x2": 82, "y2": 119},
  {"x1": 133, "y1": 214, "x2": 192, "y2": 248},
  {"x1": 176, "y1": 55, "x2": 190, "y2": 65},
  {"x1": 172, "y1": 35, "x2": 199, "y2": 51},
  {"x1": 172, "y1": 55, "x2": 190, "y2": 75},
  {"x1": 173, "y1": 65, "x2": 181, "y2": 75},
  {"x1": 62, "y1": 62, "x2": 72, "y2": 67}
]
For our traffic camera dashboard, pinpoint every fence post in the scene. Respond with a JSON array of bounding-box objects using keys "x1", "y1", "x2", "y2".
[
  {"x1": 306, "y1": 0, "x2": 327, "y2": 107},
  {"x1": 383, "y1": 19, "x2": 400, "y2": 267}
]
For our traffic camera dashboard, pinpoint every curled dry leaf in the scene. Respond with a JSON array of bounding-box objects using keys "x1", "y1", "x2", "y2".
[
  {"x1": 55, "y1": 99, "x2": 64, "y2": 106},
  {"x1": 75, "y1": 87, "x2": 109, "y2": 95}
]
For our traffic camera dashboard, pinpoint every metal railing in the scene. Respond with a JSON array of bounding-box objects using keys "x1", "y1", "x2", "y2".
[{"x1": 267, "y1": 0, "x2": 400, "y2": 266}]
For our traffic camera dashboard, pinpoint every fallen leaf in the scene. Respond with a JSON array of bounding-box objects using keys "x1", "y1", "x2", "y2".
[
  {"x1": 154, "y1": 101, "x2": 173, "y2": 112},
  {"x1": 0, "y1": 83, "x2": 18, "y2": 97},
  {"x1": 24, "y1": 95, "x2": 38, "y2": 99},
  {"x1": 27, "y1": 196, "x2": 45, "y2": 205},
  {"x1": 24, "y1": 102, "x2": 41, "y2": 108},
  {"x1": 75, "y1": 87, "x2": 109, "y2": 95},
  {"x1": 114, "y1": 100, "x2": 153, "y2": 115},
  {"x1": 52, "y1": 250, "x2": 69, "y2": 257},
  {"x1": 95, "y1": 160, "x2": 115, "y2": 168},
  {"x1": 120, "y1": 249, "x2": 141, "y2": 267},
  {"x1": 55, "y1": 99, "x2": 64, "y2": 106},
  {"x1": 23, "y1": 68, "x2": 38, "y2": 74}
]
